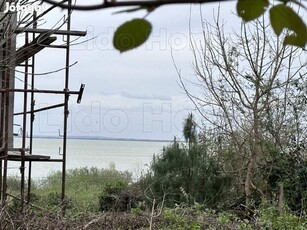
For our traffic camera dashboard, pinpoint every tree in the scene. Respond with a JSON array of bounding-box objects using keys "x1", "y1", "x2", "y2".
[
  {"x1": 183, "y1": 112, "x2": 197, "y2": 149},
  {"x1": 41, "y1": 0, "x2": 307, "y2": 51},
  {"x1": 180, "y1": 15, "x2": 307, "y2": 210},
  {"x1": 142, "y1": 114, "x2": 231, "y2": 207}
]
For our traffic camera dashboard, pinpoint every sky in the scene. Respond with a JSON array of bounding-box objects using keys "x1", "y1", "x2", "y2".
[{"x1": 14, "y1": 1, "x2": 241, "y2": 141}]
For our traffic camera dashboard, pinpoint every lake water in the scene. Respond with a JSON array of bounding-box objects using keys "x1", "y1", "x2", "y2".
[{"x1": 9, "y1": 138, "x2": 168, "y2": 181}]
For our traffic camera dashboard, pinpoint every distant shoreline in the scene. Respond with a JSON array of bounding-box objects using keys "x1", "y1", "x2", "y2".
[{"x1": 15, "y1": 135, "x2": 173, "y2": 143}]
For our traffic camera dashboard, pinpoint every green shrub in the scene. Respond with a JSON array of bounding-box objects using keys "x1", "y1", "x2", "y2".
[
  {"x1": 99, "y1": 180, "x2": 127, "y2": 211},
  {"x1": 142, "y1": 140, "x2": 232, "y2": 208},
  {"x1": 45, "y1": 192, "x2": 72, "y2": 209},
  {"x1": 98, "y1": 181, "x2": 143, "y2": 212},
  {"x1": 160, "y1": 207, "x2": 201, "y2": 230},
  {"x1": 259, "y1": 143, "x2": 307, "y2": 213},
  {"x1": 257, "y1": 205, "x2": 307, "y2": 230}
]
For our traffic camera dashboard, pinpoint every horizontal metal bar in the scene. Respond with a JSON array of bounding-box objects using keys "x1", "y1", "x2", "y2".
[
  {"x1": 13, "y1": 27, "x2": 87, "y2": 36},
  {"x1": 6, "y1": 158, "x2": 63, "y2": 162},
  {"x1": 18, "y1": 64, "x2": 34, "y2": 67},
  {"x1": 0, "y1": 88, "x2": 80, "y2": 94},
  {"x1": 14, "y1": 103, "x2": 65, "y2": 116},
  {"x1": 0, "y1": 148, "x2": 30, "y2": 152}
]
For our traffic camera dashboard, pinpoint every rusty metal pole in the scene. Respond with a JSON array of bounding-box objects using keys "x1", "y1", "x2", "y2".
[
  {"x1": 27, "y1": 11, "x2": 37, "y2": 204},
  {"x1": 2, "y1": 39, "x2": 12, "y2": 206},
  {"x1": 2, "y1": 76, "x2": 9, "y2": 207},
  {"x1": 61, "y1": 0, "x2": 72, "y2": 215},
  {"x1": 0, "y1": 44, "x2": 4, "y2": 203},
  {"x1": 20, "y1": 31, "x2": 29, "y2": 210},
  {"x1": 2, "y1": 45, "x2": 9, "y2": 206},
  {"x1": 1, "y1": 9, "x2": 16, "y2": 205},
  {"x1": 0, "y1": 4, "x2": 3, "y2": 197}
]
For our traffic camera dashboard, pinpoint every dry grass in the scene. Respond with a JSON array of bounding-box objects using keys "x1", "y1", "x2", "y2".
[{"x1": 0, "y1": 205, "x2": 163, "y2": 230}]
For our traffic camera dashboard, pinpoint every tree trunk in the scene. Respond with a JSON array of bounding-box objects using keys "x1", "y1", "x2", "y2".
[
  {"x1": 244, "y1": 152, "x2": 256, "y2": 211},
  {"x1": 278, "y1": 183, "x2": 284, "y2": 213}
]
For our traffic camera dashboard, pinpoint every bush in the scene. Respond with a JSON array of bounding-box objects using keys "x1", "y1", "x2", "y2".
[
  {"x1": 161, "y1": 207, "x2": 201, "y2": 230},
  {"x1": 142, "y1": 140, "x2": 231, "y2": 208},
  {"x1": 99, "y1": 180, "x2": 127, "y2": 211},
  {"x1": 259, "y1": 144, "x2": 307, "y2": 213},
  {"x1": 98, "y1": 181, "x2": 143, "y2": 212},
  {"x1": 257, "y1": 205, "x2": 307, "y2": 230}
]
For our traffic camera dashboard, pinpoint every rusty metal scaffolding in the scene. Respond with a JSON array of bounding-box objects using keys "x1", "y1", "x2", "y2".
[{"x1": 0, "y1": 1, "x2": 86, "y2": 212}]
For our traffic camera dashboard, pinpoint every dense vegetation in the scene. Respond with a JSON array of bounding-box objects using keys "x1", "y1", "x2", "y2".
[
  {"x1": 3, "y1": 113, "x2": 307, "y2": 229},
  {"x1": 2, "y1": 12, "x2": 307, "y2": 230},
  {"x1": 3, "y1": 157, "x2": 306, "y2": 229}
]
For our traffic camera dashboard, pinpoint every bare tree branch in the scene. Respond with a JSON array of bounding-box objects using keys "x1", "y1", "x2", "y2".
[{"x1": 41, "y1": 0, "x2": 231, "y2": 11}]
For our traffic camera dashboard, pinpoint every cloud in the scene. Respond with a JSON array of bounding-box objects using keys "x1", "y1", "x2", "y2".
[
  {"x1": 24, "y1": 2, "x2": 238, "y2": 140},
  {"x1": 120, "y1": 91, "x2": 172, "y2": 101}
]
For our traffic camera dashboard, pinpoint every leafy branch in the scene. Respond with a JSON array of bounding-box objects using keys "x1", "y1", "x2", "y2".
[
  {"x1": 238, "y1": 0, "x2": 307, "y2": 48},
  {"x1": 41, "y1": 0, "x2": 307, "y2": 51}
]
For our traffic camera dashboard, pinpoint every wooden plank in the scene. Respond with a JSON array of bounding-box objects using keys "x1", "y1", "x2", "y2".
[
  {"x1": 7, "y1": 151, "x2": 50, "y2": 160},
  {"x1": 15, "y1": 33, "x2": 57, "y2": 65}
]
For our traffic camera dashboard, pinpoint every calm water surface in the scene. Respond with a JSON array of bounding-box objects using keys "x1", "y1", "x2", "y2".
[{"x1": 10, "y1": 138, "x2": 167, "y2": 180}]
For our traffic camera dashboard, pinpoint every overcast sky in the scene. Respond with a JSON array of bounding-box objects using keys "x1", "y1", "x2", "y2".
[{"x1": 14, "y1": 1, "x2": 240, "y2": 140}]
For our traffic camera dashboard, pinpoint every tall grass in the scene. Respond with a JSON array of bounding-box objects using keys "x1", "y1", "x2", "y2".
[{"x1": 8, "y1": 165, "x2": 133, "y2": 216}]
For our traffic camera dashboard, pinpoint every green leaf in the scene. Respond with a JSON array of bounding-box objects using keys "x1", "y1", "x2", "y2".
[
  {"x1": 270, "y1": 4, "x2": 307, "y2": 47},
  {"x1": 237, "y1": 0, "x2": 269, "y2": 22},
  {"x1": 113, "y1": 18, "x2": 152, "y2": 53}
]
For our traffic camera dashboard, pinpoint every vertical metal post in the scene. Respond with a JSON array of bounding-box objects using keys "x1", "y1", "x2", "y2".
[
  {"x1": 61, "y1": 0, "x2": 72, "y2": 214},
  {"x1": 0, "y1": 3, "x2": 4, "y2": 202},
  {"x1": 2, "y1": 39, "x2": 12, "y2": 206},
  {"x1": 1, "y1": 44, "x2": 9, "y2": 206},
  {"x1": 0, "y1": 1, "x2": 17, "y2": 206},
  {"x1": 20, "y1": 31, "x2": 29, "y2": 210},
  {"x1": 2, "y1": 79, "x2": 9, "y2": 207},
  {"x1": 6, "y1": 5, "x2": 16, "y2": 150},
  {"x1": 0, "y1": 45, "x2": 4, "y2": 202},
  {"x1": 27, "y1": 11, "x2": 37, "y2": 204}
]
